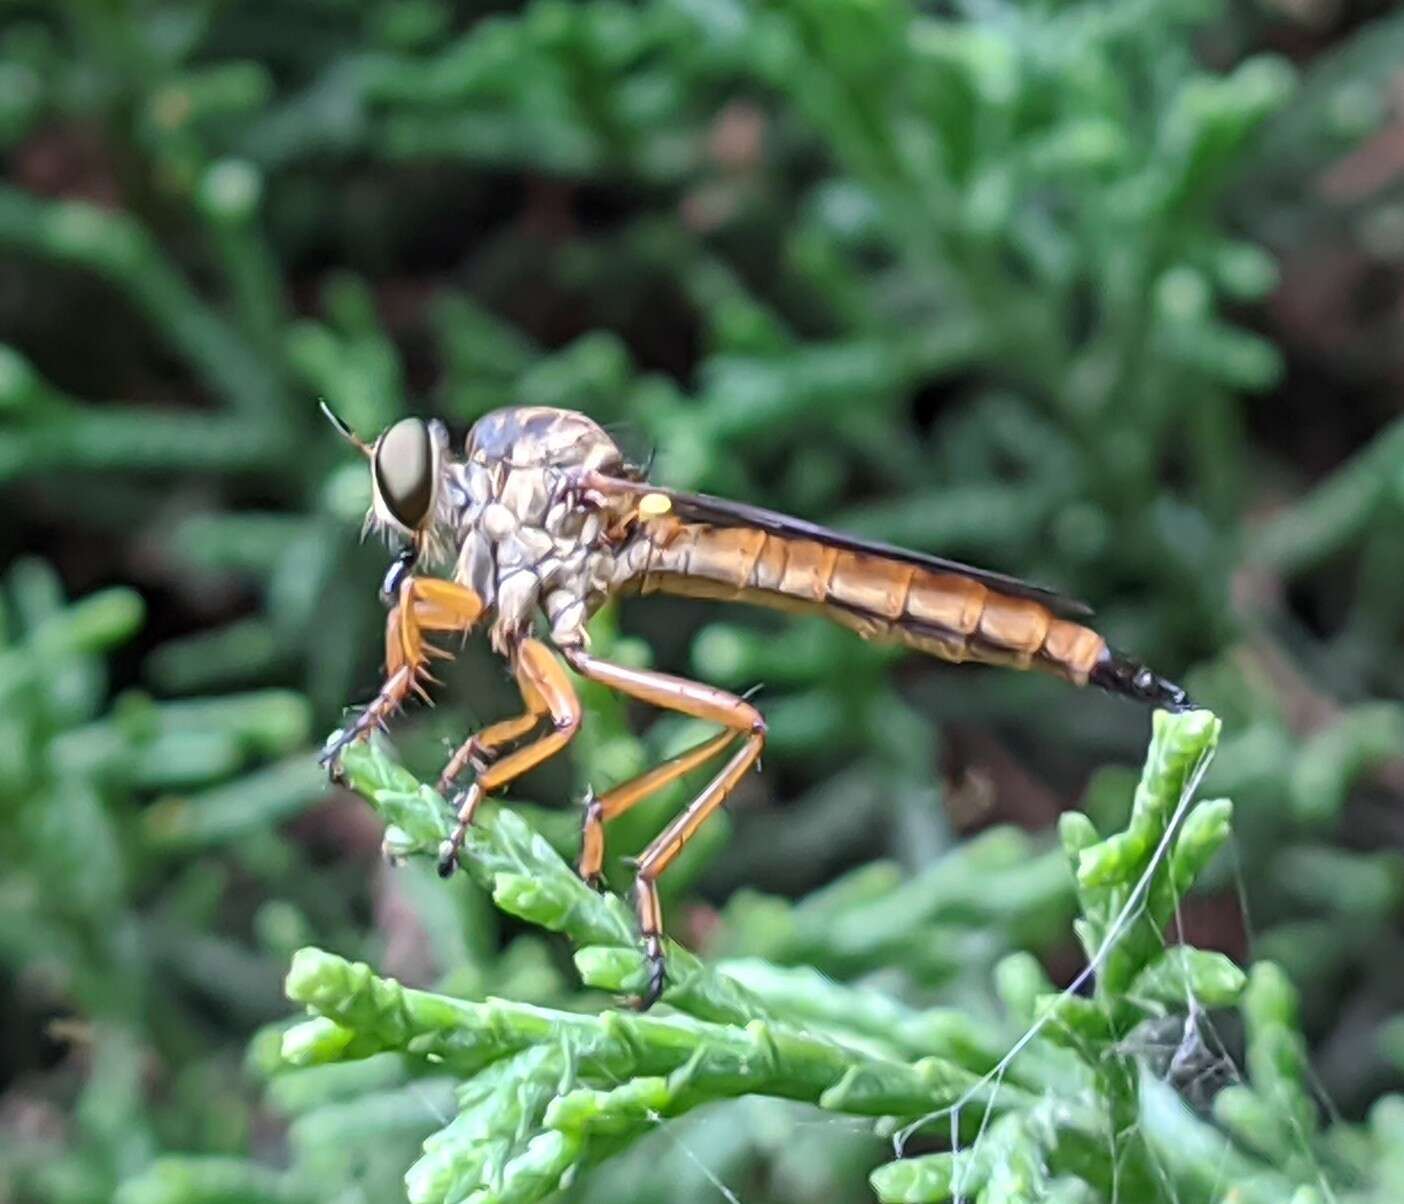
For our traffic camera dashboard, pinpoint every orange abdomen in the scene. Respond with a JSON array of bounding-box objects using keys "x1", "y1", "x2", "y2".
[{"x1": 621, "y1": 521, "x2": 1107, "y2": 686}]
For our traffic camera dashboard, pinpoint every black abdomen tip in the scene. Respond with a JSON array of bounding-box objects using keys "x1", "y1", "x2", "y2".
[{"x1": 1089, "y1": 648, "x2": 1193, "y2": 711}]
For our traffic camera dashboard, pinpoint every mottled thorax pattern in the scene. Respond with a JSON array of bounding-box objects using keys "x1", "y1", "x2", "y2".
[{"x1": 443, "y1": 407, "x2": 633, "y2": 653}]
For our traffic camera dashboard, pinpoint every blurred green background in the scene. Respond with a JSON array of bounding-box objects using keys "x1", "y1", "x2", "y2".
[{"x1": 2, "y1": 1, "x2": 1404, "y2": 1201}]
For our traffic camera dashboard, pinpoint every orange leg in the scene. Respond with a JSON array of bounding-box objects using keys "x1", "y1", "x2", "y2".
[
  {"x1": 436, "y1": 638, "x2": 581, "y2": 877},
  {"x1": 563, "y1": 648, "x2": 766, "y2": 1008},
  {"x1": 321, "y1": 577, "x2": 483, "y2": 774},
  {"x1": 632, "y1": 734, "x2": 764, "y2": 1006},
  {"x1": 436, "y1": 708, "x2": 544, "y2": 797},
  {"x1": 576, "y1": 730, "x2": 736, "y2": 887}
]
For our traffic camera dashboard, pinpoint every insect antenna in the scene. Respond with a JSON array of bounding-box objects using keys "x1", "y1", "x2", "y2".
[{"x1": 319, "y1": 399, "x2": 372, "y2": 457}]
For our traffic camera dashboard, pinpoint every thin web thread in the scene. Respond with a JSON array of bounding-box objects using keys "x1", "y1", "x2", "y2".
[
  {"x1": 648, "y1": 1108, "x2": 746, "y2": 1204},
  {"x1": 1090, "y1": 820, "x2": 1340, "y2": 1204},
  {"x1": 892, "y1": 738, "x2": 1230, "y2": 1204},
  {"x1": 579, "y1": 1043, "x2": 751, "y2": 1204},
  {"x1": 1077, "y1": 737, "x2": 1215, "y2": 1204},
  {"x1": 1222, "y1": 838, "x2": 1337, "y2": 1201},
  {"x1": 544, "y1": 735, "x2": 1344, "y2": 1204},
  {"x1": 893, "y1": 738, "x2": 1220, "y2": 1157},
  {"x1": 1135, "y1": 784, "x2": 1234, "y2": 1204},
  {"x1": 887, "y1": 734, "x2": 1345, "y2": 1204},
  {"x1": 1150, "y1": 829, "x2": 1336, "y2": 1204},
  {"x1": 899, "y1": 742, "x2": 1214, "y2": 1204}
]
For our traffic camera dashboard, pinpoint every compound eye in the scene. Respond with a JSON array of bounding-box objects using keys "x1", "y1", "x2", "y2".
[{"x1": 374, "y1": 417, "x2": 434, "y2": 529}]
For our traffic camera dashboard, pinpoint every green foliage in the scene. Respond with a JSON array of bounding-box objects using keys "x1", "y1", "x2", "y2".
[
  {"x1": 245, "y1": 710, "x2": 1397, "y2": 1204},
  {"x1": 3, "y1": 0, "x2": 1404, "y2": 1202},
  {"x1": 0, "y1": 558, "x2": 322, "y2": 1202}
]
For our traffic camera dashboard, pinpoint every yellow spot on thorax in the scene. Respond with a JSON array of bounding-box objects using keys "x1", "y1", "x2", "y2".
[{"x1": 638, "y1": 492, "x2": 672, "y2": 518}]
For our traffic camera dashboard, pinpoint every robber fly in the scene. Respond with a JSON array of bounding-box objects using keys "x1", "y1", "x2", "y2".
[{"x1": 320, "y1": 404, "x2": 1190, "y2": 1008}]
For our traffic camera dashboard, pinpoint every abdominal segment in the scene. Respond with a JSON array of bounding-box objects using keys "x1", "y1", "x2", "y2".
[{"x1": 621, "y1": 521, "x2": 1107, "y2": 686}]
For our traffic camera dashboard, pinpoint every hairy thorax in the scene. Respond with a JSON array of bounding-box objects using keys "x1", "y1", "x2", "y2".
[{"x1": 443, "y1": 407, "x2": 634, "y2": 653}]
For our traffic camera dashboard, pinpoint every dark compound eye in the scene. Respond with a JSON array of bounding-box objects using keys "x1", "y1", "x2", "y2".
[{"x1": 374, "y1": 417, "x2": 434, "y2": 529}]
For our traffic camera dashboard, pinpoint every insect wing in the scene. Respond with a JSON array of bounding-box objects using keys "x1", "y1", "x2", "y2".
[{"x1": 589, "y1": 475, "x2": 1093, "y2": 620}]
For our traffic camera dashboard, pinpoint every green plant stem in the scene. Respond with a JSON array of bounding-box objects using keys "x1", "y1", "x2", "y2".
[
  {"x1": 282, "y1": 947, "x2": 1029, "y2": 1122},
  {"x1": 335, "y1": 738, "x2": 770, "y2": 1025}
]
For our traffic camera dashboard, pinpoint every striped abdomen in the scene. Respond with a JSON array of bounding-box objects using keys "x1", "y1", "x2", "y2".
[{"x1": 617, "y1": 520, "x2": 1188, "y2": 707}]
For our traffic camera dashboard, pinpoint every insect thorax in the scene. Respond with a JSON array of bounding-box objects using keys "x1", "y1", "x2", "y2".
[{"x1": 443, "y1": 407, "x2": 632, "y2": 652}]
